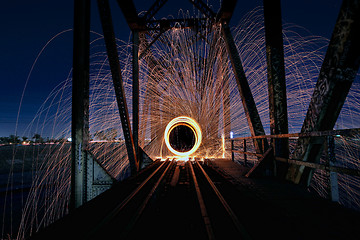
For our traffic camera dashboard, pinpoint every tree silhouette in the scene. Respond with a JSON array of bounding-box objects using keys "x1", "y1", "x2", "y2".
[{"x1": 33, "y1": 133, "x2": 43, "y2": 143}]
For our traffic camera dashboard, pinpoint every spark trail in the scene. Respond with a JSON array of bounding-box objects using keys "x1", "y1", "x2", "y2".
[{"x1": 2, "y1": 7, "x2": 360, "y2": 240}]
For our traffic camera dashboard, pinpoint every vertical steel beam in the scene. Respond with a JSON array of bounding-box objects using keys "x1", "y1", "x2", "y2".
[
  {"x1": 221, "y1": 23, "x2": 268, "y2": 153},
  {"x1": 219, "y1": 38, "x2": 231, "y2": 140},
  {"x1": 132, "y1": 31, "x2": 140, "y2": 162},
  {"x1": 287, "y1": 0, "x2": 360, "y2": 184},
  {"x1": 263, "y1": 0, "x2": 289, "y2": 178},
  {"x1": 222, "y1": 82, "x2": 231, "y2": 139},
  {"x1": 97, "y1": 0, "x2": 139, "y2": 174},
  {"x1": 327, "y1": 136, "x2": 339, "y2": 202},
  {"x1": 71, "y1": 0, "x2": 91, "y2": 209}
]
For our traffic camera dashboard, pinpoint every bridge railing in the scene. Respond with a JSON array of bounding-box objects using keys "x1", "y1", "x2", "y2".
[
  {"x1": 228, "y1": 128, "x2": 360, "y2": 204},
  {"x1": 229, "y1": 128, "x2": 360, "y2": 177}
]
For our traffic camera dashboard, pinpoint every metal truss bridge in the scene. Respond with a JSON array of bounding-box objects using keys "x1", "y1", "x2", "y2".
[{"x1": 29, "y1": 0, "x2": 360, "y2": 239}]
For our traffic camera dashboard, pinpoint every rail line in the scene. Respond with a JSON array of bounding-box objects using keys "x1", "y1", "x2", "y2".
[
  {"x1": 88, "y1": 158, "x2": 252, "y2": 239},
  {"x1": 88, "y1": 159, "x2": 174, "y2": 239},
  {"x1": 190, "y1": 160, "x2": 251, "y2": 239},
  {"x1": 32, "y1": 158, "x2": 252, "y2": 239}
]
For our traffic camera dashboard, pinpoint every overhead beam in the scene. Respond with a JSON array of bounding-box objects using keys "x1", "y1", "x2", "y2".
[
  {"x1": 221, "y1": 24, "x2": 268, "y2": 154},
  {"x1": 97, "y1": 0, "x2": 139, "y2": 174},
  {"x1": 263, "y1": 0, "x2": 289, "y2": 178},
  {"x1": 71, "y1": 0, "x2": 91, "y2": 209},
  {"x1": 287, "y1": 0, "x2": 360, "y2": 185}
]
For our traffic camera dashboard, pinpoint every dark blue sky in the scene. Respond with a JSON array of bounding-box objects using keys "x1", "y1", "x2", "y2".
[{"x1": 0, "y1": 0, "x2": 342, "y2": 137}]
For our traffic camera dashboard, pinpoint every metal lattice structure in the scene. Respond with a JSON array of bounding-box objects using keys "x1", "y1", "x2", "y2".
[{"x1": 71, "y1": 0, "x2": 360, "y2": 208}]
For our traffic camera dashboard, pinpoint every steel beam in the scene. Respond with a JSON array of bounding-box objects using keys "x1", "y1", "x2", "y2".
[
  {"x1": 97, "y1": 0, "x2": 139, "y2": 174},
  {"x1": 71, "y1": 0, "x2": 91, "y2": 209},
  {"x1": 116, "y1": 0, "x2": 142, "y2": 30},
  {"x1": 142, "y1": 0, "x2": 168, "y2": 22},
  {"x1": 287, "y1": 0, "x2": 360, "y2": 185},
  {"x1": 133, "y1": 31, "x2": 140, "y2": 163},
  {"x1": 221, "y1": 23, "x2": 268, "y2": 154},
  {"x1": 230, "y1": 127, "x2": 360, "y2": 140},
  {"x1": 189, "y1": 0, "x2": 216, "y2": 19},
  {"x1": 327, "y1": 136, "x2": 339, "y2": 202},
  {"x1": 263, "y1": 0, "x2": 289, "y2": 178},
  {"x1": 216, "y1": 0, "x2": 237, "y2": 24},
  {"x1": 139, "y1": 30, "x2": 166, "y2": 60}
]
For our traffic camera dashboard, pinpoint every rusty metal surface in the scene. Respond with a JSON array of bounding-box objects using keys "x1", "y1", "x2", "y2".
[
  {"x1": 263, "y1": 0, "x2": 289, "y2": 178},
  {"x1": 287, "y1": 0, "x2": 360, "y2": 185}
]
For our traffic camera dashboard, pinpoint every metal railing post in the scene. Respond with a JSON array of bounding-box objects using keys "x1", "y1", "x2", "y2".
[
  {"x1": 243, "y1": 139, "x2": 247, "y2": 166},
  {"x1": 231, "y1": 139, "x2": 234, "y2": 162}
]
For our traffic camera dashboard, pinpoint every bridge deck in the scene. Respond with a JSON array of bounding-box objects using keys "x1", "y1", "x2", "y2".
[
  {"x1": 207, "y1": 158, "x2": 360, "y2": 238},
  {"x1": 30, "y1": 159, "x2": 360, "y2": 240}
]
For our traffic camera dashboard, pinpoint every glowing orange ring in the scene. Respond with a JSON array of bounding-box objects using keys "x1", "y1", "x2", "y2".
[{"x1": 164, "y1": 116, "x2": 202, "y2": 156}]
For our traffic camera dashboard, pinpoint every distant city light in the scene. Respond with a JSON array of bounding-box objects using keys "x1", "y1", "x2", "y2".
[
  {"x1": 67, "y1": 137, "x2": 72, "y2": 142},
  {"x1": 230, "y1": 131, "x2": 234, "y2": 139}
]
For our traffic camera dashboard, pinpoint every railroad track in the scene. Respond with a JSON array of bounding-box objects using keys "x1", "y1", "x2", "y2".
[
  {"x1": 87, "y1": 158, "x2": 175, "y2": 239},
  {"x1": 85, "y1": 158, "x2": 250, "y2": 239},
  {"x1": 190, "y1": 160, "x2": 251, "y2": 240},
  {"x1": 31, "y1": 158, "x2": 251, "y2": 239}
]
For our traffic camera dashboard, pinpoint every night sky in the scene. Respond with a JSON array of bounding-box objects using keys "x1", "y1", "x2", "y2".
[{"x1": 0, "y1": 0, "x2": 342, "y2": 137}]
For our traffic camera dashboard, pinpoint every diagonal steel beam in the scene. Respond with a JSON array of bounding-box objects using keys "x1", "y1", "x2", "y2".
[
  {"x1": 287, "y1": 0, "x2": 360, "y2": 185},
  {"x1": 139, "y1": 29, "x2": 166, "y2": 60},
  {"x1": 97, "y1": 0, "x2": 139, "y2": 174},
  {"x1": 263, "y1": 0, "x2": 289, "y2": 178},
  {"x1": 116, "y1": 0, "x2": 142, "y2": 30},
  {"x1": 142, "y1": 0, "x2": 168, "y2": 22},
  {"x1": 132, "y1": 30, "x2": 140, "y2": 165},
  {"x1": 189, "y1": 0, "x2": 216, "y2": 19},
  {"x1": 221, "y1": 23, "x2": 268, "y2": 154},
  {"x1": 216, "y1": 0, "x2": 237, "y2": 24}
]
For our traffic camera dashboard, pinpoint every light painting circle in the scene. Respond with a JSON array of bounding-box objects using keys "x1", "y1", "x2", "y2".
[{"x1": 164, "y1": 116, "x2": 202, "y2": 156}]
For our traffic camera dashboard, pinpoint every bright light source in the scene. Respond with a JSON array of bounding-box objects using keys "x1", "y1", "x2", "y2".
[
  {"x1": 164, "y1": 116, "x2": 202, "y2": 157},
  {"x1": 230, "y1": 131, "x2": 234, "y2": 139}
]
